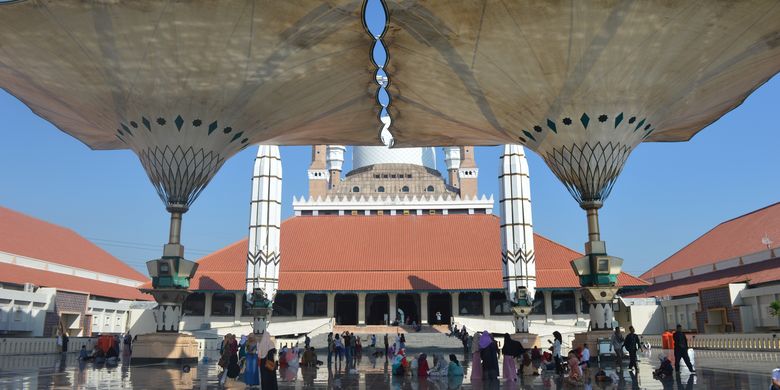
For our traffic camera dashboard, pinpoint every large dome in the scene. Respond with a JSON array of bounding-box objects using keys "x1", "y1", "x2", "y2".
[{"x1": 352, "y1": 146, "x2": 436, "y2": 171}]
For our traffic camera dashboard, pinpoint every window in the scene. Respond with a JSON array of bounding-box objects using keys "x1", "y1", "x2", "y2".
[
  {"x1": 211, "y1": 293, "x2": 236, "y2": 316},
  {"x1": 377, "y1": 210, "x2": 384, "y2": 216},
  {"x1": 551, "y1": 291, "x2": 576, "y2": 315},
  {"x1": 429, "y1": 210, "x2": 436, "y2": 215},
  {"x1": 352, "y1": 186, "x2": 360, "y2": 193},
  {"x1": 401, "y1": 186, "x2": 409, "y2": 193},
  {"x1": 531, "y1": 291, "x2": 545, "y2": 315},
  {"x1": 391, "y1": 174, "x2": 396, "y2": 178},
  {"x1": 272, "y1": 293, "x2": 297, "y2": 317},
  {"x1": 382, "y1": 174, "x2": 389, "y2": 179},
  {"x1": 489, "y1": 292, "x2": 512, "y2": 315},
  {"x1": 182, "y1": 292, "x2": 205, "y2": 316},
  {"x1": 426, "y1": 185, "x2": 435, "y2": 192},
  {"x1": 377, "y1": 186, "x2": 385, "y2": 193},
  {"x1": 303, "y1": 294, "x2": 327, "y2": 317},
  {"x1": 406, "y1": 174, "x2": 412, "y2": 178},
  {"x1": 458, "y1": 292, "x2": 483, "y2": 316},
  {"x1": 403, "y1": 210, "x2": 410, "y2": 215},
  {"x1": 374, "y1": 174, "x2": 380, "y2": 179}
]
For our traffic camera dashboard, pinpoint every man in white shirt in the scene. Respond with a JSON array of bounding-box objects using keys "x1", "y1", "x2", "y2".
[{"x1": 580, "y1": 343, "x2": 591, "y2": 370}]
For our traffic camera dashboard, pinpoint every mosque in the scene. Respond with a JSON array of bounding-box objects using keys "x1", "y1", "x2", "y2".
[{"x1": 176, "y1": 145, "x2": 649, "y2": 336}]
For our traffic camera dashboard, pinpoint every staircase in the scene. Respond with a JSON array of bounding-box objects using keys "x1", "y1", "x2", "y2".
[{"x1": 310, "y1": 325, "x2": 466, "y2": 352}]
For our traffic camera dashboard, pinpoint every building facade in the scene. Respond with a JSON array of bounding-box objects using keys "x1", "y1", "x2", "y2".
[
  {"x1": 631, "y1": 202, "x2": 780, "y2": 333},
  {"x1": 0, "y1": 207, "x2": 150, "y2": 337},
  {"x1": 177, "y1": 145, "x2": 648, "y2": 336}
]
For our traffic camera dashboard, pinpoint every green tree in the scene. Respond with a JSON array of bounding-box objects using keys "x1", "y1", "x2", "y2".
[{"x1": 770, "y1": 301, "x2": 780, "y2": 317}]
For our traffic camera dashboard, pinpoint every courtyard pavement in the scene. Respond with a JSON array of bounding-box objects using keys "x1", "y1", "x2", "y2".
[{"x1": 0, "y1": 348, "x2": 776, "y2": 389}]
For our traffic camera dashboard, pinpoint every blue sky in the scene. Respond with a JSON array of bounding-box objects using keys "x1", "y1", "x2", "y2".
[{"x1": 1, "y1": 74, "x2": 778, "y2": 276}]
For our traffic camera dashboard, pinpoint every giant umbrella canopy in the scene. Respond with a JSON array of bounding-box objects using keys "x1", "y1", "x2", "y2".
[
  {"x1": 375, "y1": 0, "x2": 780, "y2": 322},
  {"x1": 0, "y1": 0, "x2": 380, "y2": 264}
]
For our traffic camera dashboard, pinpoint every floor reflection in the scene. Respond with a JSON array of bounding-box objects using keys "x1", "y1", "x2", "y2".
[{"x1": 0, "y1": 349, "x2": 776, "y2": 389}]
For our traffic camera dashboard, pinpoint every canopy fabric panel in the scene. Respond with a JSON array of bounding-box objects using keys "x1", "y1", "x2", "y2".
[
  {"x1": 0, "y1": 0, "x2": 381, "y2": 149},
  {"x1": 381, "y1": 0, "x2": 780, "y2": 148}
]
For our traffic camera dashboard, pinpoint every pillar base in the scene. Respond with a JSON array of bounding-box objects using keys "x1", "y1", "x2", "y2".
[
  {"x1": 131, "y1": 333, "x2": 199, "y2": 364},
  {"x1": 572, "y1": 329, "x2": 615, "y2": 363},
  {"x1": 510, "y1": 333, "x2": 540, "y2": 349}
]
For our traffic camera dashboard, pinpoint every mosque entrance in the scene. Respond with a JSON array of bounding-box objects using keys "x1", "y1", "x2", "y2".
[
  {"x1": 396, "y1": 293, "x2": 420, "y2": 325},
  {"x1": 334, "y1": 293, "x2": 358, "y2": 325},
  {"x1": 427, "y1": 293, "x2": 452, "y2": 325},
  {"x1": 366, "y1": 293, "x2": 389, "y2": 325}
]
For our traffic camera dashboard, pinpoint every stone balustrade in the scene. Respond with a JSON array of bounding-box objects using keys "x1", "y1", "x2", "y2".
[
  {"x1": 0, "y1": 337, "x2": 95, "y2": 356},
  {"x1": 643, "y1": 333, "x2": 780, "y2": 351}
]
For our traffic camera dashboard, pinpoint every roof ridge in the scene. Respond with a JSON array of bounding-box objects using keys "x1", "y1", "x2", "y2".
[{"x1": 641, "y1": 202, "x2": 780, "y2": 278}]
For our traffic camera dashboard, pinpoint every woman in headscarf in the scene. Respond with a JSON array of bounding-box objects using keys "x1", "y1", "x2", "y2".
[
  {"x1": 428, "y1": 353, "x2": 449, "y2": 376},
  {"x1": 226, "y1": 334, "x2": 241, "y2": 381},
  {"x1": 391, "y1": 350, "x2": 405, "y2": 376},
  {"x1": 260, "y1": 348, "x2": 279, "y2": 390},
  {"x1": 470, "y1": 331, "x2": 482, "y2": 380},
  {"x1": 448, "y1": 354, "x2": 464, "y2": 376},
  {"x1": 479, "y1": 332, "x2": 499, "y2": 381},
  {"x1": 417, "y1": 353, "x2": 430, "y2": 377},
  {"x1": 244, "y1": 334, "x2": 260, "y2": 387},
  {"x1": 501, "y1": 333, "x2": 521, "y2": 381}
]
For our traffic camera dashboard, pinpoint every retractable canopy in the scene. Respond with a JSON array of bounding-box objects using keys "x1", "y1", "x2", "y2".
[
  {"x1": 0, "y1": 0, "x2": 378, "y2": 209},
  {"x1": 380, "y1": 0, "x2": 780, "y2": 203}
]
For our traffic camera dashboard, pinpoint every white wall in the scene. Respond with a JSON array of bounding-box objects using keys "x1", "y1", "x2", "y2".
[{"x1": 0, "y1": 288, "x2": 54, "y2": 337}]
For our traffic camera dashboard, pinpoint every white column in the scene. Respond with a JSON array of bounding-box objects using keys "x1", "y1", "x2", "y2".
[
  {"x1": 246, "y1": 145, "x2": 282, "y2": 304},
  {"x1": 234, "y1": 293, "x2": 243, "y2": 322},
  {"x1": 452, "y1": 293, "x2": 460, "y2": 318},
  {"x1": 544, "y1": 291, "x2": 553, "y2": 322},
  {"x1": 499, "y1": 145, "x2": 536, "y2": 305},
  {"x1": 296, "y1": 293, "x2": 305, "y2": 320},
  {"x1": 482, "y1": 292, "x2": 490, "y2": 318},
  {"x1": 358, "y1": 293, "x2": 367, "y2": 325},
  {"x1": 388, "y1": 293, "x2": 398, "y2": 325},
  {"x1": 420, "y1": 293, "x2": 429, "y2": 324},
  {"x1": 204, "y1": 292, "x2": 213, "y2": 323},
  {"x1": 326, "y1": 293, "x2": 335, "y2": 319}
]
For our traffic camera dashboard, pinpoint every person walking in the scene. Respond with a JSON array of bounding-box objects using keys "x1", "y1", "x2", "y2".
[
  {"x1": 61, "y1": 332, "x2": 69, "y2": 353},
  {"x1": 123, "y1": 333, "x2": 133, "y2": 355},
  {"x1": 384, "y1": 333, "x2": 389, "y2": 357},
  {"x1": 673, "y1": 324, "x2": 695, "y2": 373},
  {"x1": 611, "y1": 327, "x2": 625, "y2": 370},
  {"x1": 552, "y1": 331, "x2": 563, "y2": 375},
  {"x1": 260, "y1": 348, "x2": 279, "y2": 390},
  {"x1": 244, "y1": 334, "x2": 260, "y2": 387},
  {"x1": 344, "y1": 332, "x2": 353, "y2": 367},
  {"x1": 480, "y1": 332, "x2": 499, "y2": 383},
  {"x1": 370, "y1": 334, "x2": 376, "y2": 348},
  {"x1": 304, "y1": 334, "x2": 311, "y2": 349},
  {"x1": 327, "y1": 332, "x2": 334, "y2": 365},
  {"x1": 623, "y1": 326, "x2": 644, "y2": 371},
  {"x1": 470, "y1": 331, "x2": 483, "y2": 380}
]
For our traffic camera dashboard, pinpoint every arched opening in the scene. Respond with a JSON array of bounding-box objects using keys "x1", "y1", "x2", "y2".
[
  {"x1": 334, "y1": 293, "x2": 358, "y2": 325},
  {"x1": 427, "y1": 293, "x2": 452, "y2": 325},
  {"x1": 426, "y1": 185, "x2": 434, "y2": 192},
  {"x1": 212, "y1": 293, "x2": 237, "y2": 317},
  {"x1": 182, "y1": 292, "x2": 205, "y2": 316},
  {"x1": 366, "y1": 293, "x2": 389, "y2": 325},
  {"x1": 396, "y1": 293, "x2": 420, "y2": 325},
  {"x1": 458, "y1": 292, "x2": 483, "y2": 316},
  {"x1": 303, "y1": 293, "x2": 327, "y2": 317},
  {"x1": 272, "y1": 293, "x2": 297, "y2": 317},
  {"x1": 401, "y1": 186, "x2": 409, "y2": 193},
  {"x1": 377, "y1": 186, "x2": 385, "y2": 193},
  {"x1": 352, "y1": 186, "x2": 360, "y2": 193}
]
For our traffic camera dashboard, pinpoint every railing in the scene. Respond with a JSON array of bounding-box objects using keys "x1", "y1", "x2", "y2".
[
  {"x1": 643, "y1": 333, "x2": 780, "y2": 351},
  {"x1": 0, "y1": 337, "x2": 96, "y2": 356}
]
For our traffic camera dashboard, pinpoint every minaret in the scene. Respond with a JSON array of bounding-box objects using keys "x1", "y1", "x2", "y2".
[
  {"x1": 327, "y1": 145, "x2": 346, "y2": 189},
  {"x1": 308, "y1": 145, "x2": 328, "y2": 198},
  {"x1": 246, "y1": 145, "x2": 282, "y2": 334},
  {"x1": 458, "y1": 146, "x2": 478, "y2": 199},
  {"x1": 499, "y1": 144, "x2": 536, "y2": 333},
  {"x1": 443, "y1": 146, "x2": 461, "y2": 187}
]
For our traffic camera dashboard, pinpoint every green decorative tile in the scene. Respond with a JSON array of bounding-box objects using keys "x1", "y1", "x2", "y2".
[{"x1": 580, "y1": 113, "x2": 590, "y2": 129}]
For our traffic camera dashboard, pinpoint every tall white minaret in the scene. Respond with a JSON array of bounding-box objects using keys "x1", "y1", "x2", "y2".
[
  {"x1": 327, "y1": 145, "x2": 346, "y2": 188},
  {"x1": 246, "y1": 145, "x2": 282, "y2": 333},
  {"x1": 443, "y1": 147, "x2": 461, "y2": 187},
  {"x1": 499, "y1": 144, "x2": 536, "y2": 333}
]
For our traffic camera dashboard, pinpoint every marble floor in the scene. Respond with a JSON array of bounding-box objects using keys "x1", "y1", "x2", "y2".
[{"x1": 0, "y1": 349, "x2": 776, "y2": 389}]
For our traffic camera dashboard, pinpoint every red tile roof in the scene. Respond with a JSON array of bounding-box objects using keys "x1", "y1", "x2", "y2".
[
  {"x1": 0, "y1": 262, "x2": 150, "y2": 301},
  {"x1": 0, "y1": 206, "x2": 148, "y2": 282},
  {"x1": 641, "y1": 202, "x2": 780, "y2": 280},
  {"x1": 187, "y1": 215, "x2": 647, "y2": 292},
  {"x1": 627, "y1": 256, "x2": 780, "y2": 299}
]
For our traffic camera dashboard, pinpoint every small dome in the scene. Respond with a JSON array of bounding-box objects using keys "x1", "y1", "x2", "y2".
[{"x1": 352, "y1": 146, "x2": 436, "y2": 170}]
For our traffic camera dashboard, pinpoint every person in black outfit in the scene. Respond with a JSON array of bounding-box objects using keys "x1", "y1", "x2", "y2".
[
  {"x1": 481, "y1": 336, "x2": 500, "y2": 381},
  {"x1": 622, "y1": 326, "x2": 644, "y2": 370},
  {"x1": 62, "y1": 333, "x2": 69, "y2": 353},
  {"x1": 673, "y1": 324, "x2": 695, "y2": 373},
  {"x1": 260, "y1": 348, "x2": 279, "y2": 390},
  {"x1": 384, "y1": 333, "x2": 389, "y2": 357}
]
